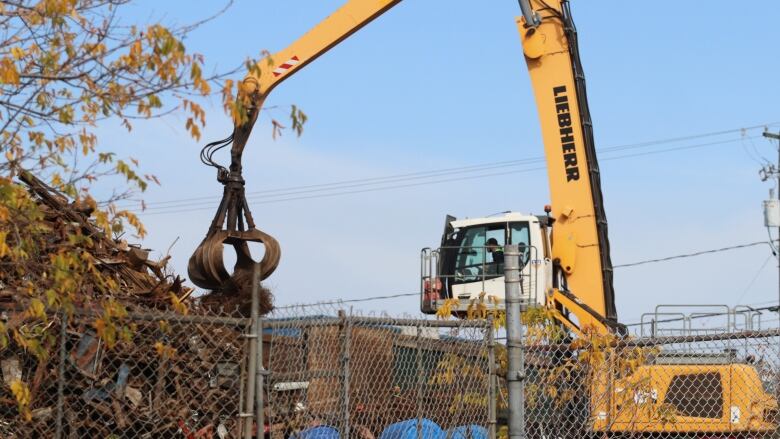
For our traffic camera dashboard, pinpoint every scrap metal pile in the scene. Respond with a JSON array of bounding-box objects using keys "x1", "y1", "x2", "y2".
[
  {"x1": 0, "y1": 174, "x2": 261, "y2": 437},
  {"x1": 1, "y1": 313, "x2": 249, "y2": 438},
  {"x1": 0, "y1": 173, "x2": 192, "y2": 310},
  {"x1": 0, "y1": 173, "x2": 274, "y2": 313}
]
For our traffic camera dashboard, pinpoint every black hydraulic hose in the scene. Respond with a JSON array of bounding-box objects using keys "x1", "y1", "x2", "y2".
[
  {"x1": 560, "y1": 0, "x2": 618, "y2": 322},
  {"x1": 199, "y1": 132, "x2": 234, "y2": 170}
]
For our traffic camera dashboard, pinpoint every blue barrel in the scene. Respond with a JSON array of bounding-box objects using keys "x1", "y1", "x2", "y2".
[
  {"x1": 292, "y1": 425, "x2": 340, "y2": 439},
  {"x1": 446, "y1": 425, "x2": 487, "y2": 439},
  {"x1": 379, "y1": 419, "x2": 444, "y2": 439}
]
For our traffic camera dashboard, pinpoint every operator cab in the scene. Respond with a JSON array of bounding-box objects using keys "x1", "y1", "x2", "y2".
[{"x1": 421, "y1": 212, "x2": 552, "y2": 315}]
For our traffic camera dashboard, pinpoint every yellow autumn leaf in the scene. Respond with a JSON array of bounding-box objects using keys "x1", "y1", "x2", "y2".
[
  {"x1": 10, "y1": 380, "x2": 31, "y2": 422},
  {"x1": 10, "y1": 47, "x2": 24, "y2": 60},
  {"x1": 169, "y1": 292, "x2": 188, "y2": 315},
  {"x1": 435, "y1": 298, "x2": 459, "y2": 320},
  {"x1": 0, "y1": 58, "x2": 19, "y2": 85},
  {"x1": 26, "y1": 298, "x2": 45, "y2": 319},
  {"x1": 0, "y1": 230, "x2": 8, "y2": 258}
]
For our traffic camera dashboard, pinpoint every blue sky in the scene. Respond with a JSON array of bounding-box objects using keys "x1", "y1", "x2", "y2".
[{"x1": 110, "y1": 1, "x2": 780, "y2": 327}]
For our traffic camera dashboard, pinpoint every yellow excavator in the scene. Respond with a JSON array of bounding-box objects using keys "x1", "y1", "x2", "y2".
[{"x1": 186, "y1": 0, "x2": 778, "y2": 436}]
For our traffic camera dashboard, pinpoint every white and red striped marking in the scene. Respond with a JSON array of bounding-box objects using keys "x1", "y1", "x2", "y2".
[{"x1": 272, "y1": 56, "x2": 300, "y2": 77}]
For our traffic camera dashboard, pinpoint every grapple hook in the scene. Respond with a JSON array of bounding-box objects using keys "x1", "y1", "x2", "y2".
[{"x1": 187, "y1": 171, "x2": 281, "y2": 291}]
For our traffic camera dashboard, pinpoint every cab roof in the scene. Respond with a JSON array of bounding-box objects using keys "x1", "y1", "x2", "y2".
[{"x1": 450, "y1": 211, "x2": 538, "y2": 229}]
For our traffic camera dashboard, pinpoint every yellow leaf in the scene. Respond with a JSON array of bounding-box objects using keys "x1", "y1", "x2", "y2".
[
  {"x1": 10, "y1": 47, "x2": 24, "y2": 60},
  {"x1": 10, "y1": 380, "x2": 31, "y2": 422},
  {"x1": 169, "y1": 292, "x2": 188, "y2": 315},
  {"x1": 26, "y1": 298, "x2": 45, "y2": 320},
  {"x1": 0, "y1": 58, "x2": 19, "y2": 85},
  {"x1": 0, "y1": 231, "x2": 8, "y2": 257}
]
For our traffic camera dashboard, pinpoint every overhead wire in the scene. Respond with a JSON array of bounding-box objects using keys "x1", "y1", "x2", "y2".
[
  {"x1": 275, "y1": 292, "x2": 419, "y2": 309},
  {"x1": 276, "y1": 239, "x2": 777, "y2": 309},
  {"x1": 123, "y1": 123, "x2": 778, "y2": 215},
  {"x1": 741, "y1": 129, "x2": 771, "y2": 166},
  {"x1": 613, "y1": 241, "x2": 774, "y2": 268},
  {"x1": 138, "y1": 134, "x2": 766, "y2": 216},
  {"x1": 735, "y1": 254, "x2": 774, "y2": 305}
]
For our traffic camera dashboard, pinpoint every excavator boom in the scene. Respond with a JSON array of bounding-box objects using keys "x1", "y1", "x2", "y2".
[
  {"x1": 189, "y1": 0, "x2": 406, "y2": 292},
  {"x1": 230, "y1": 0, "x2": 404, "y2": 175},
  {"x1": 517, "y1": 0, "x2": 618, "y2": 334},
  {"x1": 245, "y1": 0, "x2": 403, "y2": 98}
]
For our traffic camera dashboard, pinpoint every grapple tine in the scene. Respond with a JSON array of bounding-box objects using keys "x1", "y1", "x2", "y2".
[{"x1": 187, "y1": 165, "x2": 281, "y2": 291}]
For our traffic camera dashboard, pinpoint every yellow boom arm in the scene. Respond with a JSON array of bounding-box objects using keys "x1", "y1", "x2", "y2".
[
  {"x1": 229, "y1": 0, "x2": 403, "y2": 175},
  {"x1": 518, "y1": 0, "x2": 620, "y2": 335}
]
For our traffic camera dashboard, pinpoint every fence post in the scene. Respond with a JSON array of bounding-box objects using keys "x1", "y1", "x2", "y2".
[
  {"x1": 243, "y1": 265, "x2": 261, "y2": 439},
  {"x1": 487, "y1": 315, "x2": 497, "y2": 439},
  {"x1": 504, "y1": 244, "x2": 525, "y2": 439},
  {"x1": 339, "y1": 310, "x2": 352, "y2": 439},
  {"x1": 55, "y1": 310, "x2": 67, "y2": 439},
  {"x1": 416, "y1": 324, "x2": 423, "y2": 439},
  {"x1": 256, "y1": 310, "x2": 265, "y2": 438}
]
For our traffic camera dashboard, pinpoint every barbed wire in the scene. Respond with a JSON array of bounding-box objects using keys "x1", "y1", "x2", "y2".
[{"x1": 274, "y1": 292, "x2": 420, "y2": 310}]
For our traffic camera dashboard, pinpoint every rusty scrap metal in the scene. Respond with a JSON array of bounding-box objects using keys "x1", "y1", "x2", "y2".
[{"x1": 2, "y1": 173, "x2": 192, "y2": 308}]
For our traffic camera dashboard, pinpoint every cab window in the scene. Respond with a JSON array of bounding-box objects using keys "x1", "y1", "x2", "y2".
[
  {"x1": 509, "y1": 222, "x2": 531, "y2": 262},
  {"x1": 451, "y1": 224, "x2": 506, "y2": 283},
  {"x1": 454, "y1": 226, "x2": 486, "y2": 273}
]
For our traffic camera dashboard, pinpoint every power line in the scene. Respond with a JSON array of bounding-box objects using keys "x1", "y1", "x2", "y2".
[
  {"x1": 613, "y1": 241, "x2": 774, "y2": 268},
  {"x1": 138, "y1": 135, "x2": 764, "y2": 216},
  {"x1": 126, "y1": 122, "x2": 777, "y2": 214},
  {"x1": 139, "y1": 125, "x2": 767, "y2": 207},
  {"x1": 736, "y1": 254, "x2": 774, "y2": 305},
  {"x1": 276, "y1": 240, "x2": 776, "y2": 309}
]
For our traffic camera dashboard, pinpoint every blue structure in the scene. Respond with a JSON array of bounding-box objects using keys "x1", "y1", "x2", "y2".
[
  {"x1": 292, "y1": 425, "x2": 340, "y2": 439},
  {"x1": 379, "y1": 419, "x2": 445, "y2": 439},
  {"x1": 446, "y1": 425, "x2": 487, "y2": 439}
]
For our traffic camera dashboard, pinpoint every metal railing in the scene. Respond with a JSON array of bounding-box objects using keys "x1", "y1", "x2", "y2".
[{"x1": 639, "y1": 304, "x2": 771, "y2": 337}]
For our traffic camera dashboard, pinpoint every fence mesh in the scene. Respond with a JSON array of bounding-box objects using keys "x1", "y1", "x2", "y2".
[
  {"x1": 0, "y1": 307, "x2": 250, "y2": 438},
  {"x1": 0, "y1": 302, "x2": 778, "y2": 439},
  {"x1": 519, "y1": 330, "x2": 780, "y2": 439},
  {"x1": 264, "y1": 304, "x2": 494, "y2": 439},
  {"x1": 0, "y1": 304, "x2": 495, "y2": 438}
]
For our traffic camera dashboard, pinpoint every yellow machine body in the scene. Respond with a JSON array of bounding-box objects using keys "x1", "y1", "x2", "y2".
[{"x1": 590, "y1": 362, "x2": 778, "y2": 433}]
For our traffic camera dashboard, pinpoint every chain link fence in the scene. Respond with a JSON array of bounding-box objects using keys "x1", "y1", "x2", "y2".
[
  {"x1": 0, "y1": 303, "x2": 496, "y2": 438},
  {"x1": 0, "y1": 301, "x2": 778, "y2": 439},
  {"x1": 0, "y1": 307, "x2": 250, "y2": 438},
  {"x1": 518, "y1": 329, "x2": 780, "y2": 439},
  {"x1": 263, "y1": 304, "x2": 495, "y2": 439}
]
